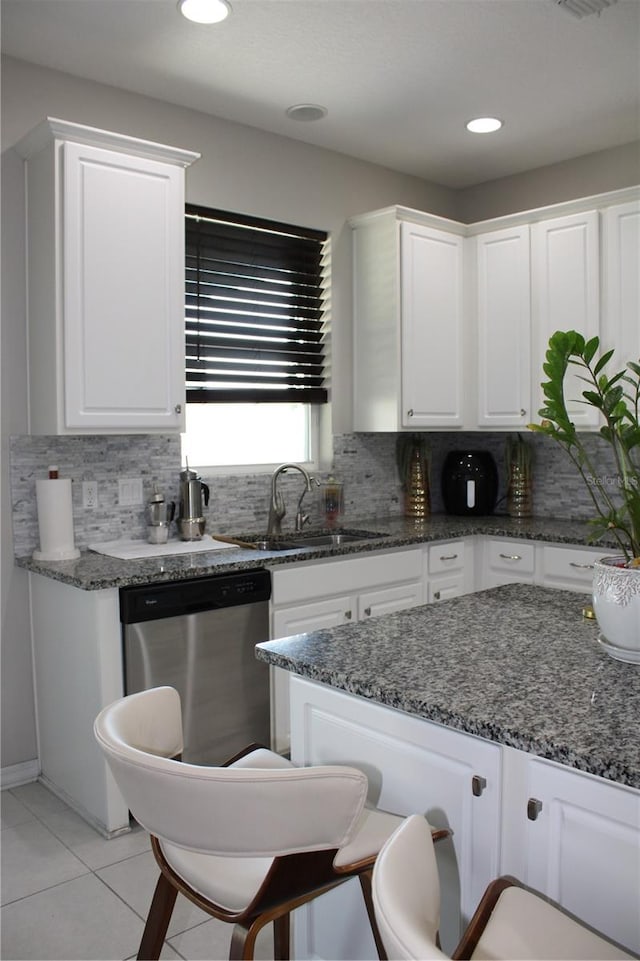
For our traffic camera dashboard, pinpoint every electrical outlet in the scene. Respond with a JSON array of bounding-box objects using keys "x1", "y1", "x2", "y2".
[
  {"x1": 82, "y1": 481, "x2": 98, "y2": 509},
  {"x1": 118, "y1": 477, "x2": 144, "y2": 506}
]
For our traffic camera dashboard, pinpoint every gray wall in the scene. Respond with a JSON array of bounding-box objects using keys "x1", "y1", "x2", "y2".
[
  {"x1": 1, "y1": 53, "x2": 637, "y2": 777},
  {"x1": 456, "y1": 140, "x2": 640, "y2": 223}
]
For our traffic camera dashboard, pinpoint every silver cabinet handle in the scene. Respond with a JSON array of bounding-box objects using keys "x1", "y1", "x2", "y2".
[
  {"x1": 527, "y1": 798, "x2": 543, "y2": 821},
  {"x1": 499, "y1": 553, "x2": 521, "y2": 561},
  {"x1": 520, "y1": 408, "x2": 526, "y2": 416},
  {"x1": 569, "y1": 562, "x2": 594, "y2": 569},
  {"x1": 440, "y1": 553, "x2": 458, "y2": 561},
  {"x1": 407, "y1": 409, "x2": 414, "y2": 417},
  {"x1": 433, "y1": 590, "x2": 441, "y2": 601},
  {"x1": 344, "y1": 610, "x2": 352, "y2": 620},
  {"x1": 472, "y1": 775, "x2": 487, "y2": 797},
  {"x1": 174, "y1": 404, "x2": 182, "y2": 414},
  {"x1": 363, "y1": 606, "x2": 372, "y2": 617}
]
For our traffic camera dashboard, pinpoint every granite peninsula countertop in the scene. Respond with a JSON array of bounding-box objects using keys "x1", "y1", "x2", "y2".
[
  {"x1": 15, "y1": 514, "x2": 617, "y2": 590},
  {"x1": 256, "y1": 583, "x2": 640, "y2": 790}
]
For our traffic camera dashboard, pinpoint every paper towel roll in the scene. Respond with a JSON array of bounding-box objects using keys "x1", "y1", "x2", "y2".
[{"x1": 33, "y1": 478, "x2": 81, "y2": 561}]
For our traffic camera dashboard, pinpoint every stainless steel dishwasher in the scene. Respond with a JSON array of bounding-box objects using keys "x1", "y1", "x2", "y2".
[{"x1": 120, "y1": 569, "x2": 271, "y2": 765}]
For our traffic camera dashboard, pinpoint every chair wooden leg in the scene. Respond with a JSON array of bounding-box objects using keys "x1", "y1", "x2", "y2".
[
  {"x1": 359, "y1": 869, "x2": 388, "y2": 961},
  {"x1": 229, "y1": 919, "x2": 259, "y2": 961},
  {"x1": 137, "y1": 873, "x2": 179, "y2": 960},
  {"x1": 273, "y1": 912, "x2": 290, "y2": 961}
]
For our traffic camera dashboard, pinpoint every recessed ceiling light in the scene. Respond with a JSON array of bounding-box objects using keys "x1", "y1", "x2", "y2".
[
  {"x1": 285, "y1": 104, "x2": 328, "y2": 122},
  {"x1": 178, "y1": 0, "x2": 231, "y2": 24},
  {"x1": 466, "y1": 117, "x2": 503, "y2": 134}
]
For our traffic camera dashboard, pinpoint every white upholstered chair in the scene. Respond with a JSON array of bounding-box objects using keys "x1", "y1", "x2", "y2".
[
  {"x1": 372, "y1": 814, "x2": 635, "y2": 961},
  {"x1": 94, "y1": 686, "x2": 443, "y2": 961}
]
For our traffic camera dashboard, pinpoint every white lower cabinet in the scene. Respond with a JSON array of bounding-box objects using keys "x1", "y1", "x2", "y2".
[
  {"x1": 289, "y1": 677, "x2": 501, "y2": 959},
  {"x1": 270, "y1": 548, "x2": 424, "y2": 753},
  {"x1": 427, "y1": 538, "x2": 474, "y2": 601},
  {"x1": 479, "y1": 537, "x2": 604, "y2": 592},
  {"x1": 502, "y1": 748, "x2": 640, "y2": 955},
  {"x1": 289, "y1": 678, "x2": 640, "y2": 960},
  {"x1": 481, "y1": 537, "x2": 536, "y2": 587},
  {"x1": 538, "y1": 543, "x2": 604, "y2": 591}
]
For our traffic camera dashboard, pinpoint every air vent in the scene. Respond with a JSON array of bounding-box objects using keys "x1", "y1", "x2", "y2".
[{"x1": 554, "y1": 0, "x2": 617, "y2": 18}]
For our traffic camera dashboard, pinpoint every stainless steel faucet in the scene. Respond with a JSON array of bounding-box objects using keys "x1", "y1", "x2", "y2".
[{"x1": 267, "y1": 463, "x2": 315, "y2": 535}]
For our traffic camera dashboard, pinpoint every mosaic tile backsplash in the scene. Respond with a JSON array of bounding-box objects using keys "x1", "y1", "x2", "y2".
[{"x1": 9, "y1": 430, "x2": 622, "y2": 557}]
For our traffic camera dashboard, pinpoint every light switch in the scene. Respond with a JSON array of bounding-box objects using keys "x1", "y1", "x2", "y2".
[{"x1": 118, "y1": 477, "x2": 143, "y2": 506}]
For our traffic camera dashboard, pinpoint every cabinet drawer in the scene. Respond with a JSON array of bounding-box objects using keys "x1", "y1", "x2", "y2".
[
  {"x1": 487, "y1": 539, "x2": 535, "y2": 575},
  {"x1": 428, "y1": 540, "x2": 464, "y2": 574},
  {"x1": 272, "y1": 548, "x2": 423, "y2": 605},
  {"x1": 540, "y1": 545, "x2": 602, "y2": 591}
]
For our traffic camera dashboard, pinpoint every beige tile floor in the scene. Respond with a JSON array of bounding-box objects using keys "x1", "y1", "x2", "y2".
[{"x1": 1, "y1": 782, "x2": 275, "y2": 961}]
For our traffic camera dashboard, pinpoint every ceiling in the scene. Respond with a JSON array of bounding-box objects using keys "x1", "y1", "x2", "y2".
[{"x1": 2, "y1": 0, "x2": 639, "y2": 189}]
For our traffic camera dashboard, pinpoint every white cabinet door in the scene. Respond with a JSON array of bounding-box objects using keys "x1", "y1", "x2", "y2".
[
  {"x1": 271, "y1": 597, "x2": 356, "y2": 754},
  {"x1": 523, "y1": 758, "x2": 640, "y2": 955},
  {"x1": 401, "y1": 221, "x2": 465, "y2": 428},
  {"x1": 290, "y1": 677, "x2": 501, "y2": 959},
  {"x1": 428, "y1": 576, "x2": 466, "y2": 603},
  {"x1": 19, "y1": 119, "x2": 198, "y2": 434},
  {"x1": 531, "y1": 211, "x2": 600, "y2": 429},
  {"x1": 63, "y1": 141, "x2": 186, "y2": 430},
  {"x1": 358, "y1": 581, "x2": 423, "y2": 619},
  {"x1": 602, "y1": 200, "x2": 640, "y2": 365},
  {"x1": 272, "y1": 595, "x2": 356, "y2": 636},
  {"x1": 475, "y1": 225, "x2": 531, "y2": 428}
]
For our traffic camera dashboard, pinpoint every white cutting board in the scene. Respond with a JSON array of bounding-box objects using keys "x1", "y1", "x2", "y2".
[{"x1": 88, "y1": 536, "x2": 237, "y2": 560}]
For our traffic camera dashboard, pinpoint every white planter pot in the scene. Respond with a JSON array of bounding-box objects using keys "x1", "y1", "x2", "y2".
[{"x1": 592, "y1": 557, "x2": 640, "y2": 663}]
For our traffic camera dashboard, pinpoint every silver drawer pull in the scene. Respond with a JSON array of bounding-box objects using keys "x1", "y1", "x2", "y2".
[
  {"x1": 407, "y1": 409, "x2": 414, "y2": 417},
  {"x1": 499, "y1": 553, "x2": 522, "y2": 561},
  {"x1": 440, "y1": 553, "x2": 458, "y2": 561},
  {"x1": 344, "y1": 610, "x2": 352, "y2": 620},
  {"x1": 527, "y1": 798, "x2": 543, "y2": 821},
  {"x1": 472, "y1": 775, "x2": 487, "y2": 797},
  {"x1": 363, "y1": 606, "x2": 372, "y2": 616},
  {"x1": 569, "y1": 562, "x2": 594, "y2": 569},
  {"x1": 433, "y1": 590, "x2": 441, "y2": 601}
]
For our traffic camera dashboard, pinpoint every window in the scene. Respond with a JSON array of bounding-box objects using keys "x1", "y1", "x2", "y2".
[{"x1": 182, "y1": 205, "x2": 329, "y2": 469}]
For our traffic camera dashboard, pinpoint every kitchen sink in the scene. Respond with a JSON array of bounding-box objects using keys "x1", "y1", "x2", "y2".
[
  {"x1": 249, "y1": 530, "x2": 389, "y2": 551},
  {"x1": 287, "y1": 531, "x2": 385, "y2": 547}
]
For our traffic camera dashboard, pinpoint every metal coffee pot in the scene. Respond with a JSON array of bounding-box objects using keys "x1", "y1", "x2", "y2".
[
  {"x1": 147, "y1": 490, "x2": 176, "y2": 527},
  {"x1": 146, "y1": 490, "x2": 175, "y2": 544},
  {"x1": 177, "y1": 465, "x2": 210, "y2": 540}
]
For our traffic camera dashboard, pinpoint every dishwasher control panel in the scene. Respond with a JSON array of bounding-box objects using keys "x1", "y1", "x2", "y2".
[{"x1": 119, "y1": 569, "x2": 272, "y2": 623}]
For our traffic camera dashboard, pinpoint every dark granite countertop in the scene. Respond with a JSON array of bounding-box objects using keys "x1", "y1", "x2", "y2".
[
  {"x1": 256, "y1": 583, "x2": 640, "y2": 789},
  {"x1": 15, "y1": 514, "x2": 613, "y2": 590}
]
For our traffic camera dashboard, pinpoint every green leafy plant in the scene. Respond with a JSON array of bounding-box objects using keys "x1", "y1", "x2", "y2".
[{"x1": 528, "y1": 330, "x2": 640, "y2": 563}]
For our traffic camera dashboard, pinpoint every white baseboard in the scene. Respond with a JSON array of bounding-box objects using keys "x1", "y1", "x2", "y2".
[{"x1": 1, "y1": 759, "x2": 40, "y2": 790}]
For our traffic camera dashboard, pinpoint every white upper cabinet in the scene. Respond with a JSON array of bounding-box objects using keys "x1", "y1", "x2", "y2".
[
  {"x1": 531, "y1": 210, "x2": 600, "y2": 429},
  {"x1": 351, "y1": 207, "x2": 465, "y2": 431},
  {"x1": 400, "y1": 222, "x2": 465, "y2": 428},
  {"x1": 601, "y1": 200, "x2": 640, "y2": 366},
  {"x1": 17, "y1": 118, "x2": 199, "y2": 434},
  {"x1": 474, "y1": 225, "x2": 531, "y2": 428},
  {"x1": 352, "y1": 189, "x2": 637, "y2": 432}
]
